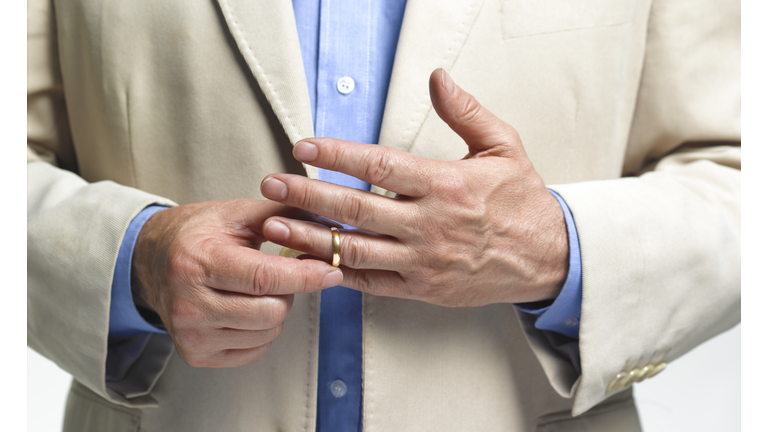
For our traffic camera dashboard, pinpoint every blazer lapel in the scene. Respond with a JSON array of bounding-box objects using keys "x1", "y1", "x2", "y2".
[
  {"x1": 216, "y1": 0, "x2": 319, "y2": 179},
  {"x1": 377, "y1": 0, "x2": 486, "y2": 153},
  {"x1": 372, "y1": 0, "x2": 485, "y2": 196}
]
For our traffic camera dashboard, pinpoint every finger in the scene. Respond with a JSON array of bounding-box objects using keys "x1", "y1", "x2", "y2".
[
  {"x1": 341, "y1": 267, "x2": 457, "y2": 306},
  {"x1": 230, "y1": 200, "x2": 341, "y2": 235},
  {"x1": 429, "y1": 68, "x2": 524, "y2": 158},
  {"x1": 174, "y1": 325, "x2": 282, "y2": 356},
  {"x1": 261, "y1": 174, "x2": 416, "y2": 235},
  {"x1": 186, "y1": 344, "x2": 273, "y2": 368},
  {"x1": 335, "y1": 267, "x2": 412, "y2": 299},
  {"x1": 263, "y1": 218, "x2": 410, "y2": 271},
  {"x1": 206, "y1": 292, "x2": 293, "y2": 330},
  {"x1": 212, "y1": 199, "x2": 339, "y2": 242},
  {"x1": 217, "y1": 199, "x2": 288, "y2": 240},
  {"x1": 199, "y1": 244, "x2": 343, "y2": 296},
  {"x1": 207, "y1": 326, "x2": 284, "y2": 351},
  {"x1": 292, "y1": 138, "x2": 437, "y2": 197},
  {"x1": 217, "y1": 345, "x2": 273, "y2": 368}
]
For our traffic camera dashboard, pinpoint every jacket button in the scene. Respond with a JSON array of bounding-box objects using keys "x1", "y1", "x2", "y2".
[
  {"x1": 647, "y1": 362, "x2": 667, "y2": 378},
  {"x1": 624, "y1": 368, "x2": 641, "y2": 387},
  {"x1": 636, "y1": 364, "x2": 653, "y2": 383},
  {"x1": 606, "y1": 371, "x2": 627, "y2": 392}
]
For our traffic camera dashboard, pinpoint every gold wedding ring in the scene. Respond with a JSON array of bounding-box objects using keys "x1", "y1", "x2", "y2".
[{"x1": 331, "y1": 227, "x2": 341, "y2": 267}]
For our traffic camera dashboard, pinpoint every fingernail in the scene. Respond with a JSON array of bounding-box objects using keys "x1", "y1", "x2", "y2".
[
  {"x1": 264, "y1": 220, "x2": 290, "y2": 241},
  {"x1": 261, "y1": 177, "x2": 287, "y2": 200},
  {"x1": 322, "y1": 270, "x2": 343, "y2": 288},
  {"x1": 441, "y1": 68, "x2": 457, "y2": 96},
  {"x1": 294, "y1": 141, "x2": 318, "y2": 162}
]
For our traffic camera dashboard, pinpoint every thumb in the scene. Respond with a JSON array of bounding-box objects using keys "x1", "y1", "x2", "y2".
[{"x1": 429, "y1": 68, "x2": 523, "y2": 158}]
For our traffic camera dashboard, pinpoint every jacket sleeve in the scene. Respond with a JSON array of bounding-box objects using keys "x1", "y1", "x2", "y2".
[
  {"x1": 520, "y1": 0, "x2": 740, "y2": 416},
  {"x1": 27, "y1": 0, "x2": 177, "y2": 408}
]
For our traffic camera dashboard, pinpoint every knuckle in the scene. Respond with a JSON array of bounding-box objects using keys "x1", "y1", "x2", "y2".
[
  {"x1": 178, "y1": 345, "x2": 217, "y2": 369},
  {"x1": 197, "y1": 238, "x2": 233, "y2": 285},
  {"x1": 413, "y1": 280, "x2": 439, "y2": 300},
  {"x1": 167, "y1": 248, "x2": 203, "y2": 286},
  {"x1": 506, "y1": 125, "x2": 522, "y2": 145},
  {"x1": 251, "y1": 262, "x2": 279, "y2": 296},
  {"x1": 421, "y1": 254, "x2": 447, "y2": 277},
  {"x1": 267, "y1": 322, "x2": 285, "y2": 342},
  {"x1": 431, "y1": 168, "x2": 466, "y2": 196},
  {"x1": 189, "y1": 355, "x2": 219, "y2": 368},
  {"x1": 232, "y1": 343, "x2": 272, "y2": 366},
  {"x1": 362, "y1": 150, "x2": 397, "y2": 186},
  {"x1": 261, "y1": 302, "x2": 286, "y2": 328},
  {"x1": 289, "y1": 180, "x2": 315, "y2": 210},
  {"x1": 275, "y1": 297, "x2": 292, "y2": 320},
  {"x1": 337, "y1": 192, "x2": 369, "y2": 227},
  {"x1": 342, "y1": 236, "x2": 368, "y2": 269},
  {"x1": 457, "y1": 94, "x2": 484, "y2": 124},
  {"x1": 355, "y1": 271, "x2": 376, "y2": 295},
  {"x1": 326, "y1": 142, "x2": 345, "y2": 168},
  {"x1": 175, "y1": 329, "x2": 203, "y2": 351},
  {"x1": 169, "y1": 298, "x2": 206, "y2": 325}
]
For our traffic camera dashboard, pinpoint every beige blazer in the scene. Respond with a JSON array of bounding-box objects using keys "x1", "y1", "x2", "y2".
[{"x1": 27, "y1": 0, "x2": 740, "y2": 431}]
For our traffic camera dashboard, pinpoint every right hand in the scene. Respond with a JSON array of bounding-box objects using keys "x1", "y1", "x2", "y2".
[{"x1": 132, "y1": 199, "x2": 343, "y2": 368}]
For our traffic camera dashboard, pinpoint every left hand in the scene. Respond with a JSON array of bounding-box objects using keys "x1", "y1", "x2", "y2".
[{"x1": 260, "y1": 69, "x2": 569, "y2": 307}]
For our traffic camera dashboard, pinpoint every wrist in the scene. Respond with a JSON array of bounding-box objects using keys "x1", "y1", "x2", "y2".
[
  {"x1": 131, "y1": 207, "x2": 170, "y2": 316},
  {"x1": 130, "y1": 260, "x2": 166, "y2": 330},
  {"x1": 528, "y1": 191, "x2": 570, "y2": 301}
]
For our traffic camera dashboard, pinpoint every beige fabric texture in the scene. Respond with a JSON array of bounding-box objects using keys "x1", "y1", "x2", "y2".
[{"x1": 27, "y1": 0, "x2": 740, "y2": 431}]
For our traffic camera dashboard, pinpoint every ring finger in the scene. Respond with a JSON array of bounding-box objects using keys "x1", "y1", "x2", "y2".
[{"x1": 262, "y1": 217, "x2": 411, "y2": 271}]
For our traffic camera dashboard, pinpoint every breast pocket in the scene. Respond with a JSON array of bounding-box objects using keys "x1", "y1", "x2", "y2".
[{"x1": 501, "y1": 0, "x2": 635, "y2": 39}]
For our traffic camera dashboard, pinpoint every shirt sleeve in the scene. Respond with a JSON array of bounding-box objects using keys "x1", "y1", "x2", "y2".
[
  {"x1": 514, "y1": 190, "x2": 583, "y2": 339},
  {"x1": 108, "y1": 204, "x2": 170, "y2": 341},
  {"x1": 106, "y1": 205, "x2": 169, "y2": 380}
]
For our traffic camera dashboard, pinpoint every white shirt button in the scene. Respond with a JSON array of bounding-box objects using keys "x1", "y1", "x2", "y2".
[
  {"x1": 336, "y1": 77, "x2": 355, "y2": 95},
  {"x1": 330, "y1": 380, "x2": 347, "y2": 398}
]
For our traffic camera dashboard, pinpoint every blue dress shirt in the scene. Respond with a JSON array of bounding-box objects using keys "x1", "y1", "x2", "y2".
[{"x1": 107, "y1": 1, "x2": 584, "y2": 431}]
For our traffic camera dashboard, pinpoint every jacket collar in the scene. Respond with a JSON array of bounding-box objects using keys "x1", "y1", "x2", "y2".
[
  {"x1": 215, "y1": 0, "x2": 319, "y2": 179},
  {"x1": 378, "y1": 0, "x2": 486, "y2": 153},
  {"x1": 216, "y1": 0, "x2": 486, "y2": 183}
]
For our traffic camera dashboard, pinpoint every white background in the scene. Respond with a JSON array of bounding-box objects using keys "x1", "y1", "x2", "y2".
[{"x1": 27, "y1": 324, "x2": 740, "y2": 431}]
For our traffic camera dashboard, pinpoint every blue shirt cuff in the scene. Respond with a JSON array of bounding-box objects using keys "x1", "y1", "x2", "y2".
[
  {"x1": 108, "y1": 205, "x2": 170, "y2": 342},
  {"x1": 514, "y1": 190, "x2": 583, "y2": 339}
]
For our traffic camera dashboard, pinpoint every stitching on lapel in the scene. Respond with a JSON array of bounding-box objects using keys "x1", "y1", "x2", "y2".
[
  {"x1": 403, "y1": 0, "x2": 486, "y2": 156},
  {"x1": 218, "y1": 0, "x2": 301, "y2": 143}
]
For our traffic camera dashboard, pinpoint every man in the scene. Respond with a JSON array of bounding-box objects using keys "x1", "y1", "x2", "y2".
[{"x1": 28, "y1": 0, "x2": 740, "y2": 431}]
